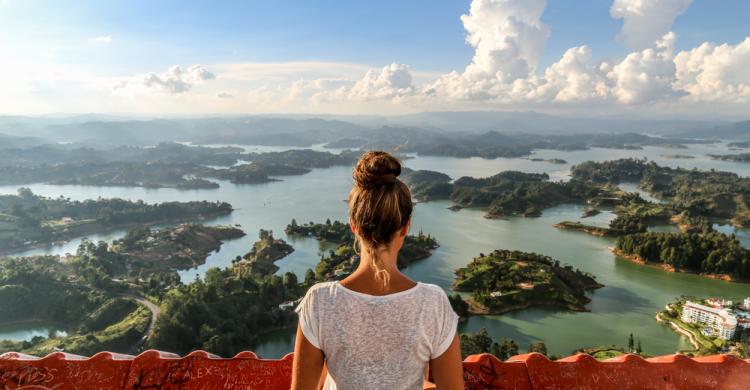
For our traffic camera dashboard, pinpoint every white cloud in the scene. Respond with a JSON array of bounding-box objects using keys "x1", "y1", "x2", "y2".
[
  {"x1": 7, "y1": 0, "x2": 750, "y2": 116},
  {"x1": 88, "y1": 36, "x2": 112, "y2": 45},
  {"x1": 142, "y1": 65, "x2": 215, "y2": 93},
  {"x1": 461, "y1": 0, "x2": 549, "y2": 81},
  {"x1": 606, "y1": 32, "x2": 682, "y2": 103},
  {"x1": 533, "y1": 46, "x2": 609, "y2": 102},
  {"x1": 610, "y1": 0, "x2": 692, "y2": 50},
  {"x1": 674, "y1": 37, "x2": 750, "y2": 103},
  {"x1": 347, "y1": 63, "x2": 413, "y2": 100}
]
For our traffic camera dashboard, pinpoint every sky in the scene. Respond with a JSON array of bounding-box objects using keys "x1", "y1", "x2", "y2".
[{"x1": 1, "y1": 0, "x2": 749, "y2": 117}]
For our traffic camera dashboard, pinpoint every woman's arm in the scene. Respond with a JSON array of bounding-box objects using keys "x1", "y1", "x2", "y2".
[
  {"x1": 291, "y1": 324, "x2": 326, "y2": 390},
  {"x1": 429, "y1": 333, "x2": 464, "y2": 390}
]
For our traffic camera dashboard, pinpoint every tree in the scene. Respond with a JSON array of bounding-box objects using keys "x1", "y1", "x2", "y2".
[
  {"x1": 283, "y1": 272, "x2": 298, "y2": 292},
  {"x1": 304, "y1": 269, "x2": 316, "y2": 287},
  {"x1": 528, "y1": 341, "x2": 548, "y2": 356},
  {"x1": 636, "y1": 340, "x2": 642, "y2": 354},
  {"x1": 628, "y1": 333, "x2": 635, "y2": 353},
  {"x1": 448, "y1": 294, "x2": 469, "y2": 318},
  {"x1": 498, "y1": 338, "x2": 518, "y2": 360}
]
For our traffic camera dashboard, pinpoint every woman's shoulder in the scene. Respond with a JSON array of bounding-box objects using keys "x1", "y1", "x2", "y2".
[
  {"x1": 302, "y1": 281, "x2": 338, "y2": 299},
  {"x1": 416, "y1": 282, "x2": 451, "y2": 300}
]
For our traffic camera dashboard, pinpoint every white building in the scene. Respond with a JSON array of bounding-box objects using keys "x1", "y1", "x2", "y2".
[
  {"x1": 743, "y1": 297, "x2": 750, "y2": 310},
  {"x1": 681, "y1": 301, "x2": 737, "y2": 340}
]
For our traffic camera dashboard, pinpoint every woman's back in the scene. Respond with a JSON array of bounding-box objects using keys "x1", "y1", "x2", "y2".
[{"x1": 295, "y1": 281, "x2": 459, "y2": 390}]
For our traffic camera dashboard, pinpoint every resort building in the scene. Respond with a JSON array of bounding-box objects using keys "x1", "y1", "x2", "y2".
[
  {"x1": 681, "y1": 301, "x2": 737, "y2": 340},
  {"x1": 743, "y1": 297, "x2": 750, "y2": 310}
]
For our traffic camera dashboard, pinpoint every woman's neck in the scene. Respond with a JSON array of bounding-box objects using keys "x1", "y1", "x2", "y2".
[{"x1": 340, "y1": 244, "x2": 416, "y2": 295}]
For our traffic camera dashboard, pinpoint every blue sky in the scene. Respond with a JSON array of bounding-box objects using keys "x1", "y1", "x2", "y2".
[{"x1": 1, "y1": 0, "x2": 749, "y2": 116}]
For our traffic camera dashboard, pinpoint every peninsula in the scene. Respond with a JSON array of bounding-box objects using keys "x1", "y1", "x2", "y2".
[
  {"x1": 236, "y1": 229, "x2": 294, "y2": 276},
  {"x1": 0, "y1": 188, "x2": 234, "y2": 253}
]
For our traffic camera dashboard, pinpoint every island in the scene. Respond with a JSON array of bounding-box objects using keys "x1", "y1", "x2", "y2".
[
  {"x1": 0, "y1": 144, "x2": 361, "y2": 188},
  {"x1": 235, "y1": 229, "x2": 294, "y2": 275},
  {"x1": 285, "y1": 219, "x2": 438, "y2": 280},
  {"x1": 114, "y1": 224, "x2": 246, "y2": 274},
  {"x1": 613, "y1": 230, "x2": 750, "y2": 281},
  {"x1": 581, "y1": 208, "x2": 601, "y2": 218},
  {"x1": 452, "y1": 249, "x2": 603, "y2": 315},
  {"x1": 661, "y1": 154, "x2": 695, "y2": 159},
  {"x1": 0, "y1": 188, "x2": 234, "y2": 254},
  {"x1": 554, "y1": 214, "x2": 648, "y2": 237},
  {"x1": 528, "y1": 158, "x2": 568, "y2": 164},
  {"x1": 708, "y1": 153, "x2": 750, "y2": 163},
  {"x1": 571, "y1": 158, "x2": 750, "y2": 227},
  {"x1": 401, "y1": 169, "x2": 609, "y2": 218}
]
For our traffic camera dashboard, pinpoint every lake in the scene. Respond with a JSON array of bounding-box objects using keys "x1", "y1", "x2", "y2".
[{"x1": 2, "y1": 142, "x2": 750, "y2": 358}]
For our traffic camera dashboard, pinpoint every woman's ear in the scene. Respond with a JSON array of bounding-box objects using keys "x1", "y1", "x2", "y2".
[
  {"x1": 348, "y1": 217, "x2": 357, "y2": 234},
  {"x1": 399, "y1": 220, "x2": 411, "y2": 237}
]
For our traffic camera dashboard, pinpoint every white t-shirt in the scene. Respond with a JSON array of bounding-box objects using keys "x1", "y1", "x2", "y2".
[{"x1": 295, "y1": 280, "x2": 459, "y2": 390}]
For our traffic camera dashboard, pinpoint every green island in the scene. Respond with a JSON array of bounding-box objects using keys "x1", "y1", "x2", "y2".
[
  {"x1": 343, "y1": 130, "x2": 711, "y2": 159},
  {"x1": 708, "y1": 153, "x2": 750, "y2": 163},
  {"x1": 661, "y1": 154, "x2": 695, "y2": 159},
  {"x1": 0, "y1": 143, "x2": 360, "y2": 188},
  {"x1": 656, "y1": 298, "x2": 749, "y2": 356},
  {"x1": 452, "y1": 250, "x2": 603, "y2": 315},
  {"x1": 234, "y1": 229, "x2": 295, "y2": 275},
  {"x1": 581, "y1": 208, "x2": 601, "y2": 218},
  {"x1": 554, "y1": 213, "x2": 648, "y2": 237},
  {"x1": 571, "y1": 158, "x2": 750, "y2": 227},
  {"x1": 528, "y1": 158, "x2": 568, "y2": 164},
  {"x1": 0, "y1": 188, "x2": 233, "y2": 253},
  {"x1": 112, "y1": 224, "x2": 246, "y2": 275},
  {"x1": 401, "y1": 169, "x2": 610, "y2": 218},
  {"x1": 285, "y1": 219, "x2": 439, "y2": 280},
  {"x1": 613, "y1": 231, "x2": 750, "y2": 281}
]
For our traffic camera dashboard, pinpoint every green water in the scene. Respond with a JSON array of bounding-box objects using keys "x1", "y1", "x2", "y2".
[
  {"x1": 3, "y1": 142, "x2": 750, "y2": 358},
  {"x1": 0, "y1": 322, "x2": 66, "y2": 342}
]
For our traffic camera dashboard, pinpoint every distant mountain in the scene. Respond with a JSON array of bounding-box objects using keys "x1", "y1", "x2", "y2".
[
  {"x1": 378, "y1": 111, "x2": 723, "y2": 135},
  {"x1": 0, "y1": 112, "x2": 745, "y2": 147},
  {"x1": 677, "y1": 121, "x2": 750, "y2": 140},
  {"x1": 0, "y1": 133, "x2": 45, "y2": 148}
]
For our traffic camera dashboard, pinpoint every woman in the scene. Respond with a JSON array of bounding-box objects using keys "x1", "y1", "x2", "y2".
[{"x1": 291, "y1": 151, "x2": 464, "y2": 390}]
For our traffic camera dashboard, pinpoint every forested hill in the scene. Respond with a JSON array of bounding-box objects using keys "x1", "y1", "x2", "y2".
[
  {"x1": 0, "y1": 188, "x2": 233, "y2": 252},
  {"x1": 571, "y1": 159, "x2": 750, "y2": 226},
  {"x1": 615, "y1": 232, "x2": 750, "y2": 280}
]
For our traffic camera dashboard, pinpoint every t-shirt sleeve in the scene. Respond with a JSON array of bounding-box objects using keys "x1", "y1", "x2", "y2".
[
  {"x1": 431, "y1": 287, "x2": 460, "y2": 359},
  {"x1": 294, "y1": 285, "x2": 322, "y2": 349}
]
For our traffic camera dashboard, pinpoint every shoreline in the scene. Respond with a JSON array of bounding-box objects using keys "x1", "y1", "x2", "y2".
[
  {"x1": 553, "y1": 222, "x2": 616, "y2": 237},
  {"x1": 610, "y1": 247, "x2": 736, "y2": 282},
  {"x1": 465, "y1": 297, "x2": 593, "y2": 316},
  {"x1": 0, "y1": 212, "x2": 232, "y2": 258},
  {"x1": 655, "y1": 307, "x2": 701, "y2": 353}
]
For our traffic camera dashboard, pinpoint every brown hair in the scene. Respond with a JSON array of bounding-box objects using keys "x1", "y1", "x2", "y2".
[{"x1": 349, "y1": 151, "x2": 413, "y2": 287}]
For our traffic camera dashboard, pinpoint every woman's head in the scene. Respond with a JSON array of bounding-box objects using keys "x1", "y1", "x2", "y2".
[{"x1": 349, "y1": 151, "x2": 413, "y2": 285}]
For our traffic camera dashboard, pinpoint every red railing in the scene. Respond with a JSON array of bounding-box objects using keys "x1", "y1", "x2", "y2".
[{"x1": 1, "y1": 350, "x2": 748, "y2": 389}]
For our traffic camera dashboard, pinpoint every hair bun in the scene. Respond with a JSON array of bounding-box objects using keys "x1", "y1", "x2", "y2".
[{"x1": 353, "y1": 151, "x2": 402, "y2": 189}]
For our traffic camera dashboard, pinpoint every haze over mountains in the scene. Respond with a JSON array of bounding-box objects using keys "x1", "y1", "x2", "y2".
[{"x1": 0, "y1": 111, "x2": 747, "y2": 148}]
